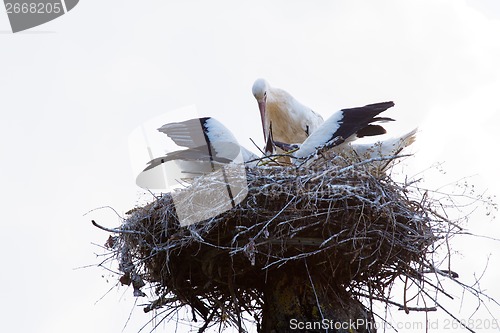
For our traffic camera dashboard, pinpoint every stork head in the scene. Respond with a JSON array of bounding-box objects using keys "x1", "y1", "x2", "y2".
[
  {"x1": 252, "y1": 78, "x2": 269, "y2": 139},
  {"x1": 252, "y1": 78, "x2": 268, "y2": 102}
]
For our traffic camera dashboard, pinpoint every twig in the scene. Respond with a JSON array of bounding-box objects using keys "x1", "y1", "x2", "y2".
[{"x1": 91, "y1": 220, "x2": 146, "y2": 235}]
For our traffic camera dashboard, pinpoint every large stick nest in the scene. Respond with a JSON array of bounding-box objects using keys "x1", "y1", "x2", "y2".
[{"x1": 104, "y1": 156, "x2": 444, "y2": 330}]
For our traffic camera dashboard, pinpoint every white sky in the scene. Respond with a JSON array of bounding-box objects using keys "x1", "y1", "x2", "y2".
[{"x1": 1, "y1": 0, "x2": 500, "y2": 332}]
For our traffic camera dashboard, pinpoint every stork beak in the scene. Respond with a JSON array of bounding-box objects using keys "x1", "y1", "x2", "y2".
[
  {"x1": 264, "y1": 122, "x2": 275, "y2": 155},
  {"x1": 258, "y1": 99, "x2": 267, "y2": 139}
]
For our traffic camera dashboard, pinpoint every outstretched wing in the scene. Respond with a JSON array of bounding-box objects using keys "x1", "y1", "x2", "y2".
[{"x1": 295, "y1": 101, "x2": 395, "y2": 159}]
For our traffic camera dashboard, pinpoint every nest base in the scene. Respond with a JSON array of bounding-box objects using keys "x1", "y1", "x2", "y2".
[{"x1": 105, "y1": 160, "x2": 436, "y2": 332}]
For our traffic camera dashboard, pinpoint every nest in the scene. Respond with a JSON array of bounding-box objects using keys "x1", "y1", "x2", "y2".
[{"x1": 101, "y1": 156, "x2": 451, "y2": 331}]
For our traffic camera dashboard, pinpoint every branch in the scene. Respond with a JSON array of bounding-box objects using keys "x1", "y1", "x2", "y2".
[{"x1": 91, "y1": 220, "x2": 146, "y2": 235}]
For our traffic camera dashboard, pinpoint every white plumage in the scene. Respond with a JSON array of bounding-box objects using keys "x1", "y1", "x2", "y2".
[
  {"x1": 293, "y1": 101, "x2": 395, "y2": 160},
  {"x1": 346, "y1": 128, "x2": 418, "y2": 171},
  {"x1": 350, "y1": 128, "x2": 417, "y2": 160},
  {"x1": 264, "y1": 99, "x2": 417, "y2": 168},
  {"x1": 137, "y1": 91, "x2": 414, "y2": 189},
  {"x1": 252, "y1": 78, "x2": 324, "y2": 148},
  {"x1": 273, "y1": 128, "x2": 417, "y2": 168},
  {"x1": 141, "y1": 117, "x2": 258, "y2": 176}
]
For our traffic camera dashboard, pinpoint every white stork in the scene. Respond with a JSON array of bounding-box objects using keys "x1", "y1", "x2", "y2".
[
  {"x1": 290, "y1": 101, "x2": 395, "y2": 159},
  {"x1": 346, "y1": 127, "x2": 418, "y2": 171},
  {"x1": 349, "y1": 128, "x2": 417, "y2": 158},
  {"x1": 274, "y1": 127, "x2": 417, "y2": 170},
  {"x1": 270, "y1": 101, "x2": 416, "y2": 168},
  {"x1": 141, "y1": 117, "x2": 259, "y2": 176},
  {"x1": 136, "y1": 117, "x2": 258, "y2": 225},
  {"x1": 252, "y1": 78, "x2": 324, "y2": 151}
]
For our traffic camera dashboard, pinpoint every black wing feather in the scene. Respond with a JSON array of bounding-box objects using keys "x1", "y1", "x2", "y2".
[{"x1": 333, "y1": 101, "x2": 395, "y2": 140}]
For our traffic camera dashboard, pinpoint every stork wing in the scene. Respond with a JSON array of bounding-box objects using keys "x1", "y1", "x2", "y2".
[
  {"x1": 143, "y1": 144, "x2": 239, "y2": 172},
  {"x1": 158, "y1": 118, "x2": 212, "y2": 148},
  {"x1": 351, "y1": 128, "x2": 417, "y2": 159},
  {"x1": 294, "y1": 101, "x2": 395, "y2": 159},
  {"x1": 157, "y1": 117, "x2": 238, "y2": 150},
  {"x1": 330, "y1": 102, "x2": 395, "y2": 141}
]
